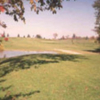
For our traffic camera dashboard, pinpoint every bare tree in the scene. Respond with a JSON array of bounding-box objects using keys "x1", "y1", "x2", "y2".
[{"x1": 53, "y1": 33, "x2": 58, "y2": 39}]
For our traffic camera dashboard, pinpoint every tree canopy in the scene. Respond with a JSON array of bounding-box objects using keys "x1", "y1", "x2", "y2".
[
  {"x1": 0, "y1": 0, "x2": 64, "y2": 28},
  {"x1": 93, "y1": 0, "x2": 100, "y2": 43}
]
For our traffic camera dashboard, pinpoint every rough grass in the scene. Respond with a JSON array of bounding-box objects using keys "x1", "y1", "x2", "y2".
[{"x1": 0, "y1": 38, "x2": 100, "y2": 100}]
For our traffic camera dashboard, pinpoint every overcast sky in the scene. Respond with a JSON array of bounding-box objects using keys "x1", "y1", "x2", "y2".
[{"x1": 0, "y1": 0, "x2": 97, "y2": 38}]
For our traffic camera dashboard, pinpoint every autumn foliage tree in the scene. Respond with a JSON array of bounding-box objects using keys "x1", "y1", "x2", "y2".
[
  {"x1": 0, "y1": 0, "x2": 64, "y2": 51},
  {"x1": 0, "y1": 0, "x2": 63, "y2": 28}
]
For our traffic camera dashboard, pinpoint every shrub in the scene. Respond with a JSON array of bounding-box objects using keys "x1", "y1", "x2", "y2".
[
  {"x1": 4, "y1": 37, "x2": 9, "y2": 41},
  {"x1": 36, "y1": 34, "x2": 42, "y2": 39}
]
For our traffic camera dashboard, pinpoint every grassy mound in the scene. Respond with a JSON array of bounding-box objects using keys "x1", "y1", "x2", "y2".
[{"x1": 0, "y1": 54, "x2": 100, "y2": 100}]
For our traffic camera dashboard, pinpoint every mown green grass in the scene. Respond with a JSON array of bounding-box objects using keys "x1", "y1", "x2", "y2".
[
  {"x1": 0, "y1": 54, "x2": 100, "y2": 100},
  {"x1": 3, "y1": 38, "x2": 99, "y2": 52},
  {"x1": 0, "y1": 38, "x2": 100, "y2": 100}
]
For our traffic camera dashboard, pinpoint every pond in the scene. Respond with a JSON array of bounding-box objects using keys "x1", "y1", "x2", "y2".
[{"x1": 0, "y1": 50, "x2": 57, "y2": 58}]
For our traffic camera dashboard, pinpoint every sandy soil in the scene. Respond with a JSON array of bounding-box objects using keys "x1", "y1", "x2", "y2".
[{"x1": 54, "y1": 49, "x2": 82, "y2": 55}]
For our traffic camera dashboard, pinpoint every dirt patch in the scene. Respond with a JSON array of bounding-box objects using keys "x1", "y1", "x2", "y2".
[{"x1": 54, "y1": 49, "x2": 82, "y2": 55}]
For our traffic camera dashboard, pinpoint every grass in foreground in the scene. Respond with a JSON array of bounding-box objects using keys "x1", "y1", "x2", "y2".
[{"x1": 0, "y1": 54, "x2": 100, "y2": 100}]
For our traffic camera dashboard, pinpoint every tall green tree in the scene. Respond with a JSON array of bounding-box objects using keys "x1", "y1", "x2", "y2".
[{"x1": 93, "y1": 0, "x2": 100, "y2": 43}]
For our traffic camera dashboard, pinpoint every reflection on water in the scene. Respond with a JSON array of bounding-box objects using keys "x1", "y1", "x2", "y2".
[{"x1": 0, "y1": 50, "x2": 57, "y2": 58}]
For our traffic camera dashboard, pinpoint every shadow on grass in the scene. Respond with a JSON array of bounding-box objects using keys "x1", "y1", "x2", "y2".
[
  {"x1": 85, "y1": 47, "x2": 100, "y2": 53},
  {"x1": 0, "y1": 79, "x2": 6, "y2": 83},
  {"x1": 0, "y1": 54, "x2": 86, "y2": 77},
  {"x1": 0, "y1": 90, "x2": 40, "y2": 100},
  {"x1": 0, "y1": 75, "x2": 40, "y2": 100},
  {"x1": 0, "y1": 85, "x2": 12, "y2": 92}
]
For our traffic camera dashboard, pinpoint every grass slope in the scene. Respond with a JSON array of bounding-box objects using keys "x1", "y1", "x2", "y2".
[
  {"x1": 3, "y1": 38, "x2": 99, "y2": 53},
  {"x1": 0, "y1": 38, "x2": 100, "y2": 100}
]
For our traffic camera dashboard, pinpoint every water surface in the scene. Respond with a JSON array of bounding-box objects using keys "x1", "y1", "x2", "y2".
[{"x1": 0, "y1": 50, "x2": 57, "y2": 58}]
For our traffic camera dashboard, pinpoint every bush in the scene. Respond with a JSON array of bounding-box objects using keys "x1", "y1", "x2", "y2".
[
  {"x1": 36, "y1": 34, "x2": 42, "y2": 39},
  {"x1": 27, "y1": 34, "x2": 30, "y2": 38},
  {"x1": 4, "y1": 37, "x2": 9, "y2": 41}
]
